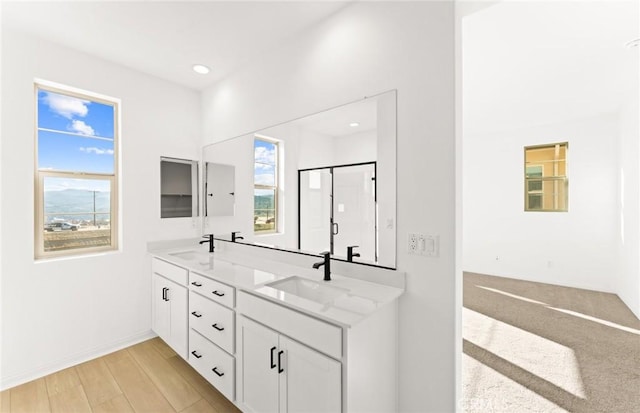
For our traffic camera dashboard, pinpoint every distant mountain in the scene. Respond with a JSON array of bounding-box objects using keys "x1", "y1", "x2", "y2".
[
  {"x1": 254, "y1": 194, "x2": 274, "y2": 211},
  {"x1": 44, "y1": 189, "x2": 110, "y2": 223}
]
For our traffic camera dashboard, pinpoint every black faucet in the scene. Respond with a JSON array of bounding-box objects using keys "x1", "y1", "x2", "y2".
[
  {"x1": 231, "y1": 231, "x2": 244, "y2": 242},
  {"x1": 312, "y1": 251, "x2": 331, "y2": 281},
  {"x1": 347, "y1": 245, "x2": 360, "y2": 262},
  {"x1": 199, "y1": 234, "x2": 215, "y2": 253}
]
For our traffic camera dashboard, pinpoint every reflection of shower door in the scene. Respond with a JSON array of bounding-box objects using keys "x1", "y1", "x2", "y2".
[
  {"x1": 298, "y1": 162, "x2": 376, "y2": 262},
  {"x1": 299, "y1": 168, "x2": 332, "y2": 254}
]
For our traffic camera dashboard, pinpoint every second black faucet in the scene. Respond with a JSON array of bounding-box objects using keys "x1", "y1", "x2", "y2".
[{"x1": 231, "y1": 231, "x2": 244, "y2": 242}]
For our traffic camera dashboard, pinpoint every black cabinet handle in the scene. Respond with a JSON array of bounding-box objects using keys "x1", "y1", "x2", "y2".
[
  {"x1": 191, "y1": 350, "x2": 202, "y2": 359},
  {"x1": 191, "y1": 311, "x2": 202, "y2": 318},
  {"x1": 278, "y1": 350, "x2": 284, "y2": 373},
  {"x1": 270, "y1": 346, "x2": 277, "y2": 369},
  {"x1": 212, "y1": 367, "x2": 224, "y2": 377},
  {"x1": 191, "y1": 281, "x2": 202, "y2": 287},
  {"x1": 212, "y1": 323, "x2": 224, "y2": 331},
  {"x1": 212, "y1": 290, "x2": 225, "y2": 297},
  {"x1": 161, "y1": 287, "x2": 167, "y2": 301}
]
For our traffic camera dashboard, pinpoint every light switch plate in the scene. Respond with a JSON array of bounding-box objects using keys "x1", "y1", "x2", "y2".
[{"x1": 421, "y1": 234, "x2": 439, "y2": 257}]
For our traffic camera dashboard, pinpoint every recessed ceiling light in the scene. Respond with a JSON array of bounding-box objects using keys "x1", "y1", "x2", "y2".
[
  {"x1": 192, "y1": 64, "x2": 210, "y2": 74},
  {"x1": 349, "y1": 122, "x2": 360, "y2": 127}
]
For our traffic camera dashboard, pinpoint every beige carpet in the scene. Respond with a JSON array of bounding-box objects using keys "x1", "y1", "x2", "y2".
[{"x1": 462, "y1": 272, "x2": 640, "y2": 413}]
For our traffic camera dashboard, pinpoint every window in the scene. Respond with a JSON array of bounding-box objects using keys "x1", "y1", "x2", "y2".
[
  {"x1": 254, "y1": 137, "x2": 278, "y2": 233},
  {"x1": 35, "y1": 83, "x2": 119, "y2": 258},
  {"x1": 524, "y1": 142, "x2": 568, "y2": 212}
]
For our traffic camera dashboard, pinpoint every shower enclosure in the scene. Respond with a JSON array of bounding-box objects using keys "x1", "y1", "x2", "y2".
[{"x1": 298, "y1": 162, "x2": 376, "y2": 262}]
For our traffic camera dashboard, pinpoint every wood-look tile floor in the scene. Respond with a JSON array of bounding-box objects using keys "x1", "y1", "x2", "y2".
[{"x1": 0, "y1": 338, "x2": 241, "y2": 413}]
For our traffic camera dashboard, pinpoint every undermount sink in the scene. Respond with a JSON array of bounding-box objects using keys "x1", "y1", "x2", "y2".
[
  {"x1": 168, "y1": 250, "x2": 215, "y2": 270},
  {"x1": 266, "y1": 276, "x2": 348, "y2": 304},
  {"x1": 168, "y1": 250, "x2": 204, "y2": 260}
]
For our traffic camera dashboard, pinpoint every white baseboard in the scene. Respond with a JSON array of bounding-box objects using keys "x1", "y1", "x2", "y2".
[{"x1": 0, "y1": 329, "x2": 157, "y2": 391}]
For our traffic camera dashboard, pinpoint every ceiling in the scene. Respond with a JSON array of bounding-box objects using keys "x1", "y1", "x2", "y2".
[
  {"x1": 4, "y1": 0, "x2": 637, "y2": 131},
  {"x1": 462, "y1": 0, "x2": 639, "y2": 134},
  {"x1": 291, "y1": 95, "x2": 378, "y2": 138},
  {"x1": 2, "y1": 1, "x2": 350, "y2": 90}
]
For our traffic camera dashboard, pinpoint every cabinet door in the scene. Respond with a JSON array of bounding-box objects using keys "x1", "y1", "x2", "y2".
[
  {"x1": 152, "y1": 273, "x2": 170, "y2": 343},
  {"x1": 238, "y1": 316, "x2": 279, "y2": 413},
  {"x1": 279, "y1": 336, "x2": 342, "y2": 413},
  {"x1": 166, "y1": 281, "x2": 188, "y2": 359}
]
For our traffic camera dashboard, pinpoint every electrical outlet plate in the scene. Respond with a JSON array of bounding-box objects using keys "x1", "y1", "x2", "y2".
[
  {"x1": 408, "y1": 233, "x2": 439, "y2": 257},
  {"x1": 408, "y1": 233, "x2": 418, "y2": 254}
]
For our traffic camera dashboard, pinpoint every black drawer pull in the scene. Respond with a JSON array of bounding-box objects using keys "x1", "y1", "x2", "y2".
[
  {"x1": 270, "y1": 346, "x2": 276, "y2": 369},
  {"x1": 212, "y1": 323, "x2": 224, "y2": 331},
  {"x1": 191, "y1": 281, "x2": 202, "y2": 287},
  {"x1": 212, "y1": 290, "x2": 225, "y2": 297},
  {"x1": 278, "y1": 350, "x2": 284, "y2": 373},
  {"x1": 212, "y1": 367, "x2": 224, "y2": 377},
  {"x1": 161, "y1": 287, "x2": 167, "y2": 301},
  {"x1": 191, "y1": 351, "x2": 202, "y2": 359},
  {"x1": 191, "y1": 311, "x2": 202, "y2": 318}
]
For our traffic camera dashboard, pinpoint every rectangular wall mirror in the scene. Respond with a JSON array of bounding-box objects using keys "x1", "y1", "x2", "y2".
[
  {"x1": 203, "y1": 90, "x2": 397, "y2": 269},
  {"x1": 160, "y1": 157, "x2": 199, "y2": 218}
]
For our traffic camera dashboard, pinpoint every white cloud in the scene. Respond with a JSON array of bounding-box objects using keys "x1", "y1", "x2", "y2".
[
  {"x1": 79, "y1": 147, "x2": 114, "y2": 155},
  {"x1": 255, "y1": 146, "x2": 276, "y2": 164},
  {"x1": 41, "y1": 92, "x2": 90, "y2": 119},
  {"x1": 254, "y1": 174, "x2": 276, "y2": 186},
  {"x1": 69, "y1": 120, "x2": 95, "y2": 136},
  {"x1": 44, "y1": 177, "x2": 110, "y2": 192},
  {"x1": 254, "y1": 163, "x2": 273, "y2": 171}
]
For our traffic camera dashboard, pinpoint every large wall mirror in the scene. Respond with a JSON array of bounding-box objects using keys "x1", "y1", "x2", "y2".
[{"x1": 203, "y1": 90, "x2": 396, "y2": 269}]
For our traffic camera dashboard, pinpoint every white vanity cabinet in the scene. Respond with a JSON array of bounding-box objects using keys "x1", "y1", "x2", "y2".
[
  {"x1": 237, "y1": 315, "x2": 341, "y2": 413},
  {"x1": 151, "y1": 258, "x2": 188, "y2": 359},
  {"x1": 188, "y1": 271, "x2": 237, "y2": 402},
  {"x1": 236, "y1": 290, "x2": 397, "y2": 413},
  {"x1": 150, "y1": 250, "x2": 401, "y2": 413}
]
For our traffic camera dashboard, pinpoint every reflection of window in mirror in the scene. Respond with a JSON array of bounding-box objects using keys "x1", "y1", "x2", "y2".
[
  {"x1": 160, "y1": 157, "x2": 199, "y2": 218},
  {"x1": 524, "y1": 142, "x2": 568, "y2": 212},
  {"x1": 254, "y1": 136, "x2": 279, "y2": 233}
]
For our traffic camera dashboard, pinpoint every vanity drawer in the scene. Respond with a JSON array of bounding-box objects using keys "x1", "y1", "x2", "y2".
[
  {"x1": 189, "y1": 329, "x2": 235, "y2": 402},
  {"x1": 152, "y1": 258, "x2": 188, "y2": 286},
  {"x1": 237, "y1": 291, "x2": 342, "y2": 360},
  {"x1": 189, "y1": 272, "x2": 235, "y2": 308},
  {"x1": 189, "y1": 291, "x2": 235, "y2": 354}
]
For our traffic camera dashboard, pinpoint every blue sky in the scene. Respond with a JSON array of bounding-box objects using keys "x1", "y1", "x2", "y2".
[
  {"x1": 254, "y1": 139, "x2": 276, "y2": 186},
  {"x1": 37, "y1": 90, "x2": 115, "y2": 177}
]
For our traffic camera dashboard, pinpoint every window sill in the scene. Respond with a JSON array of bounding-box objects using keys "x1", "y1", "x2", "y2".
[{"x1": 34, "y1": 247, "x2": 121, "y2": 264}]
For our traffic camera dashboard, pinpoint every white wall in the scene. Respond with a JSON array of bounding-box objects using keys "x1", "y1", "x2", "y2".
[
  {"x1": 0, "y1": 0, "x2": 4, "y2": 388},
  {"x1": 0, "y1": 28, "x2": 201, "y2": 388},
  {"x1": 463, "y1": 115, "x2": 620, "y2": 292},
  {"x1": 202, "y1": 2, "x2": 455, "y2": 411},
  {"x1": 332, "y1": 130, "x2": 376, "y2": 166},
  {"x1": 618, "y1": 82, "x2": 640, "y2": 318}
]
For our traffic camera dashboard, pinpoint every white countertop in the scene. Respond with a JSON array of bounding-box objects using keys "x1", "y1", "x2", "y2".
[{"x1": 150, "y1": 246, "x2": 404, "y2": 328}]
